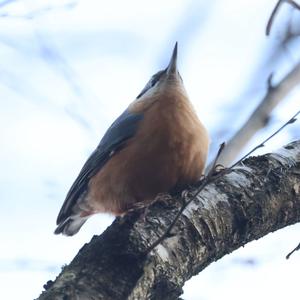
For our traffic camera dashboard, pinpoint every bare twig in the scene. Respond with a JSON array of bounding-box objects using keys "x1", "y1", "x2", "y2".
[
  {"x1": 229, "y1": 109, "x2": 300, "y2": 169},
  {"x1": 209, "y1": 0, "x2": 300, "y2": 170},
  {"x1": 286, "y1": 241, "x2": 300, "y2": 259},
  {"x1": 267, "y1": 73, "x2": 275, "y2": 90},
  {"x1": 146, "y1": 111, "x2": 300, "y2": 253},
  {"x1": 266, "y1": 0, "x2": 284, "y2": 36},
  {"x1": 209, "y1": 62, "x2": 300, "y2": 169},
  {"x1": 207, "y1": 142, "x2": 226, "y2": 177},
  {"x1": 266, "y1": 0, "x2": 300, "y2": 36}
]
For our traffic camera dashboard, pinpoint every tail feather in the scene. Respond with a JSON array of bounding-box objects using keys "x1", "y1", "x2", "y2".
[{"x1": 54, "y1": 215, "x2": 88, "y2": 236}]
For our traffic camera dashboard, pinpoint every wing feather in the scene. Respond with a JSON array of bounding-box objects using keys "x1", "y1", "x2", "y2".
[{"x1": 56, "y1": 110, "x2": 143, "y2": 224}]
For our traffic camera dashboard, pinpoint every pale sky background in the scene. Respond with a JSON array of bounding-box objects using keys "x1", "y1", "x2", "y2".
[{"x1": 0, "y1": 0, "x2": 300, "y2": 299}]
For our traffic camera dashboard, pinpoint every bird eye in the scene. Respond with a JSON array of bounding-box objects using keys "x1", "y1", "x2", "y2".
[
  {"x1": 150, "y1": 75, "x2": 160, "y2": 87},
  {"x1": 148, "y1": 70, "x2": 165, "y2": 88},
  {"x1": 136, "y1": 70, "x2": 164, "y2": 99}
]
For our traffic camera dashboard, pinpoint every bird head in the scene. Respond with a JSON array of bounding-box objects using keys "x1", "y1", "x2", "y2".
[{"x1": 136, "y1": 42, "x2": 183, "y2": 99}]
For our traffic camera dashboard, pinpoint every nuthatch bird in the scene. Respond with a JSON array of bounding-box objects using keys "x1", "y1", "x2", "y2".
[{"x1": 55, "y1": 43, "x2": 209, "y2": 236}]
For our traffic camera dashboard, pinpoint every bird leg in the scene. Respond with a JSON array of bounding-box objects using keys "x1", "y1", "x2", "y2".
[{"x1": 127, "y1": 193, "x2": 173, "y2": 221}]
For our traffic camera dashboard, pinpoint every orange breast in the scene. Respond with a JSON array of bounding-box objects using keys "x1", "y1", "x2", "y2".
[{"x1": 87, "y1": 87, "x2": 209, "y2": 215}]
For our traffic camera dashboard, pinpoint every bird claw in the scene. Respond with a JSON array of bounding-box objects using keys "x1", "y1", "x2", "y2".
[
  {"x1": 180, "y1": 189, "x2": 195, "y2": 205},
  {"x1": 127, "y1": 193, "x2": 172, "y2": 221},
  {"x1": 212, "y1": 164, "x2": 226, "y2": 176}
]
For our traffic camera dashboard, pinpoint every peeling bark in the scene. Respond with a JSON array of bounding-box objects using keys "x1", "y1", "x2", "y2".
[{"x1": 37, "y1": 141, "x2": 300, "y2": 300}]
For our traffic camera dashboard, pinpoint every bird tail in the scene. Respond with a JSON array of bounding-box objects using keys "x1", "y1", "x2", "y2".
[{"x1": 54, "y1": 215, "x2": 88, "y2": 236}]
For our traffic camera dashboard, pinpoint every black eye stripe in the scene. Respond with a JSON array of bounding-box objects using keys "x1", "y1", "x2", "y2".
[
  {"x1": 136, "y1": 70, "x2": 165, "y2": 99},
  {"x1": 152, "y1": 71, "x2": 164, "y2": 85},
  {"x1": 150, "y1": 72, "x2": 163, "y2": 87}
]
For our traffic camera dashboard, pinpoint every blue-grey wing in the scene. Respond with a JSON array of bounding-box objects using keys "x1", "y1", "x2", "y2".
[{"x1": 56, "y1": 109, "x2": 143, "y2": 224}]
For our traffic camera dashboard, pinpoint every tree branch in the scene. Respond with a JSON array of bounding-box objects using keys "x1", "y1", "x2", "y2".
[
  {"x1": 37, "y1": 140, "x2": 300, "y2": 300},
  {"x1": 206, "y1": 0, "x2": 300, "y2": 170},
  {"x1": 211, "y1": 62, "x2": 300, "y2": 167},
  {"x1": 266, "y1": 0, "x2": 300, "y2": 36}
]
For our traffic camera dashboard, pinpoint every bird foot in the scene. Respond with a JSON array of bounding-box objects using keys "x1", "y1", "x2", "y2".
[
  {"x1": 127, "y1": 193, "x2": 172, "y2": 221},
  {"x1": 180, "y1": 189, "x2": 196, "y2": 205},
  {"x1": 209, "y1": 164, "x2": 226, "y2": 176}
]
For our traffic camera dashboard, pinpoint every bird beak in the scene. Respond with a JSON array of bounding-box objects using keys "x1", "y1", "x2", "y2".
[{"x1": 166, "y1": 42, "x2": 178, "y2": 75}]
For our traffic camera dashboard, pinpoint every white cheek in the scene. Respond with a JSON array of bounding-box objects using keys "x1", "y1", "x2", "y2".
[{"x1": 142, "y1": 85, "x2": 156, "y2": 98}]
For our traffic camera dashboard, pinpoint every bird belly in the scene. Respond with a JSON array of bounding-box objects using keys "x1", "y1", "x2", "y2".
[
  {"x1": 87, "y1": 94, "x2": 209, "y2": 215},
  {"x1": 86, "y1": 136, "x2": 180, "y2": 215}
]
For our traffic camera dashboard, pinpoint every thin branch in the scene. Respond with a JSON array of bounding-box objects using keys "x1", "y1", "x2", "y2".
[
  {"x1": 209, "y1": 61, "x2": 300, "y2": 169},
  {"x1": 266, "y1": 0, "x2": 300, "y2": 36},
  {"x1": 229, "y1": 109, "x2": 300, "y2": 169},
  {"x1": 207, "y1": 142, "x2": 226, "y2": 177},
  {"x1": 266, "y1": 0, "x2": 284, "y2": 36},
  {"x1": 208, "y1": 0, "x2": 300, "y2": 170},
  {"x1": 286, "y1": 241, "x2": 300, "y2": 259}
]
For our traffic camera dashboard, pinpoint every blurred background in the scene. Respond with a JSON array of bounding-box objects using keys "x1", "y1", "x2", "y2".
[{"x1": 0, "y1": 0, "x2": 300, "y2": 299}]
